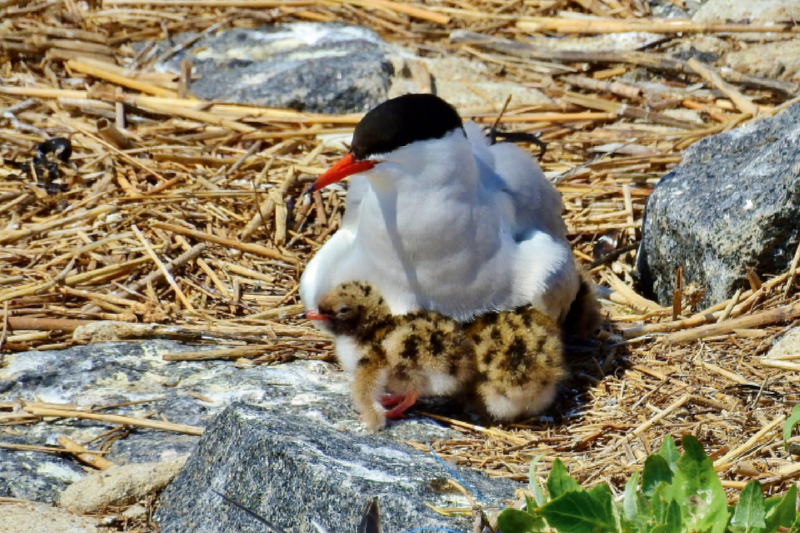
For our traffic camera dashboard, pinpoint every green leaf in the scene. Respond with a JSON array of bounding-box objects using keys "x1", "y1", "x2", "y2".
[
  {"x1": 525, "y1": 495, "x2": 536, "y2": 515},
  {"x1": 789, "y1": 512, "x2": 800, "y2": 533},
  {"x1": 658, "y1": 435, "x2": 680, "y2": 472},
  {"x1": 663, "y1": 498, "x2": 682, "y2": 533},
  {"x1": 784, "y1": 404, "x2": 800, "y2": 448},
  {"x1": 529, "y1": 454, "x2": 549, "y2": 506},
  {"x1": 764, "y1": 497, "x2": 781, "y2": 515},
  {"x1": 523, "y1": 495, "x2": 548, "y2": 531},
  {"x1": 731, "y1": 481, "x2": 766, "y2": 533},
  {"x1": 623, "y1": 472, "x2": 640, "y2": 523},
  {"x1": 497, "y1": 508, "x2": 542, "y2": 533},
  {"x1": 764, "y1": 484, "x2": 797, "y2": 533},
  {"x1": 635, "y1": 491, "x2": 652, "y2": 527},
  {"x1": 651, "y1": 482, "x2": 672, "y2": 525},
  {"x1": 540, "y1": 490, "x2": 616, "y2": 533},
  {"x1": 587, "y1": 483, "x2": 615, "y2": 519},
  {"x1": 642, "y1": 455, "x2": 673, "y2": 497},
  {"x1": 665, "y1": 435, "x2": 730, "y2": 533},
  {"x1": 546, "y1": 459, "x2": 581, "y2": 500}
]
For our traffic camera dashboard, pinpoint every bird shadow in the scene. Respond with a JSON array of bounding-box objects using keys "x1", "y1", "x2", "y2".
[{"x1": 557, "y1": 334, "x2": 631, "y2": 421}]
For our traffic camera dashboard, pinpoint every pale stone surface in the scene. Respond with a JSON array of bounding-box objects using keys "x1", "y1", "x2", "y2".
[
  {"x1": 724, "y1": 40, "x2": 800, "y2": 82},
  {"x1": 389, "y1": 54, "x2": 551, "y2": 111},
  {"x1": 765, "y1": 328, "x2": 800, "y2": 359},
  {"x1": 59, "y1": 458, "x2": 187, "y2": 513},
  {"x1": 668, "y1": 34, "x2": 733, "y2": 60},
  {"x1": 122, "y1": 504, "x2": 148, "y2": 520},
  {"x1": 693, "y1": 0, "x2": 800, "y2": 24},
  {"x1": 525, "y1": 32, "x2": 666, "y2": 51},
  {"x1": 0, "y1": 502, "x2": 99, "y2": 533}
]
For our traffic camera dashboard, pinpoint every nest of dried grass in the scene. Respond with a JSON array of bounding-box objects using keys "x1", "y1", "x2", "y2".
[{"x1": 1, "y1": 0, "x2": 799, "y2": 511}]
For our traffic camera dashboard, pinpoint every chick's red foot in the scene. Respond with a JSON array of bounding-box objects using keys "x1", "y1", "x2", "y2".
[
  {"x1": 379, "y1": 394, "x2": 407, "y2": 408},
  {"x1": 383, "y1": 390, "x2": 419, "y2": 419}
]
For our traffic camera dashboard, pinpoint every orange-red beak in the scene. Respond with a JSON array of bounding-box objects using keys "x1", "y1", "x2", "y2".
[
  {"x1": 307, "y1": 153, "x2": 375, "y2": 193},
  {"x1": 304, "y1": 310, "x2": 328, "y2": 321}
]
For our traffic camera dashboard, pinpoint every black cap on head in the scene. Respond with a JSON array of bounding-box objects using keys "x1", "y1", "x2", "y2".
[{"x1": 351, "y1": 94, "x2": 463, "y2": 161}]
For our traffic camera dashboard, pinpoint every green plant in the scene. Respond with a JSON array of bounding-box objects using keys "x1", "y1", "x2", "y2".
[
  {"x1": 497, "y1": 435, "x2": 799, "y2": 533},
  {"x1": 784, "y1": 405, "x2": 800, "y2": 449}
]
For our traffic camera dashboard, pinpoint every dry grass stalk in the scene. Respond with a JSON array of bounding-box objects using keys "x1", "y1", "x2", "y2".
[
  {"x1": 665, "y1": 301, "x2": 800, "y2": 344},
  {"x1": 713, "y1": 415, "x2": 787, "y2": 469},
  {"x1": 631, "y1": 394, "x2": 690, "y2": 437},
  {"x1": 23, "y1": 406, "x2": 204, "y2": 435},
  {"x1": 56, "y1": 435, "x2": 116, "y2": 470},
  {"x1": 687, "y1": 58, "x2": 759, "y2": 117},
  {"x1": 162, "y1": 345, "x2": 274, "y2": 361},
  {"x1": 152, "y1": 222, "x2": 298, "y2": 264},
  {"x1": 515, "y1": 18, "x2": 797, "y2": 35}
]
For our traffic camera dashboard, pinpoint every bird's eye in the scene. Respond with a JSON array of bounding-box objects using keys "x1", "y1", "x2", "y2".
[{"x1": 337, "y1": 306, "x2": 351, "y2": 316}]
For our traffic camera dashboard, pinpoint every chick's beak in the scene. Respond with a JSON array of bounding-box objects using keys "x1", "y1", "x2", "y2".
[
  {"x1": 304, "y1": 310, "x2": 328, "y2": 321},
  {"x1": 307, "y1": 153, "x2": 375, "y2": 193}
]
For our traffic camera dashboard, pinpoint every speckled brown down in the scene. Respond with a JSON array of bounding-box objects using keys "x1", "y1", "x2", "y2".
[{"x1": 311, "y1": 281, "x2": 567, "y2": 431}]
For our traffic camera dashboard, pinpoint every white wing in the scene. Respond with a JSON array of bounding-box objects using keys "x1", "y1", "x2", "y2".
[
  {"x1": 463, "y1": 121, "x2": 567, "y2": 240},
  {"x1": 299, "y1": 228, "x2": 355, "y2": 311},
  {"x1": 464, "y1": 121, "x2": 578, "y2": 320},
  {"x1": 299, "y1": 175, "x2": 368, "y2": 310}
]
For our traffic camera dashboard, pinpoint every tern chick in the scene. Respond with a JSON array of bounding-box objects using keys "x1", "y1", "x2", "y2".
[{"x1": 307, "y1": 281, "x2": 567, "y2": 431}]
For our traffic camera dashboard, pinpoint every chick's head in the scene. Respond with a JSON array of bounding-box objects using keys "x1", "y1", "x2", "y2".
[{"x1": 316, "y1": 282, "x2": 389, "y2": 336}]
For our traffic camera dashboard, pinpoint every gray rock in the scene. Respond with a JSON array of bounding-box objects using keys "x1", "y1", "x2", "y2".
[
  {"x1": 648, "y1": 0, "x2": 694, "y2": 18},
  {"x1": 637, "y1": 104, "x2": 800, "y2": 307},
  {"x1": 150, "y1": 23, "x2": 392, "y2": 113},
  {"x1": 156, "y1": 403, "x2": 517, "y2": 533},
  {"x1": 0, "y1": 341, "x2": 459, "y2": 503}
]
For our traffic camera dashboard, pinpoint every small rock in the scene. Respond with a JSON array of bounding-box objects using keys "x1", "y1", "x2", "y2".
[
  {"x1": 765, "y1": 328, "x2": 800, "y2": 359},
  {"x1": 59, "y1": 458, "x2": 187, "y2": 513},
  {"x1": 649, "y1": 0, "x2": 694, "y2": 18},
  {"x1": 121, "y1": 504, "x2": 148, "y2": 520},
  {"x1": 0, "y1": 502, "x2": 99, "y2": 533},
  {"x1": 155, "y1": 403, "x2": 518, "y2": 533},
  {"x1": 638, "y1": 103, "x2": 800, "y2": 307}
]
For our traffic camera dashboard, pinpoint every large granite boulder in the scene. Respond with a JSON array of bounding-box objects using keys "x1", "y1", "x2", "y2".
[
  {"x1": 638, "y1": 104, "x2": 800, "y2": 307},
  {"x1": 155, "y1": 403, "x2": 517, "y2": 533},
  {"x1": 0, "y1": 341, "x2": 457, "y2": 504}
]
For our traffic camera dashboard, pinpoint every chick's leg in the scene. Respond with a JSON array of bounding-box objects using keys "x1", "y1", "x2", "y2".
[
  {"x1": 352, "y1": 356, "x2": 387, "y2": 432},
  {"x1": 383, "y1": 389, "x2": 418, "y2": 419}
]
